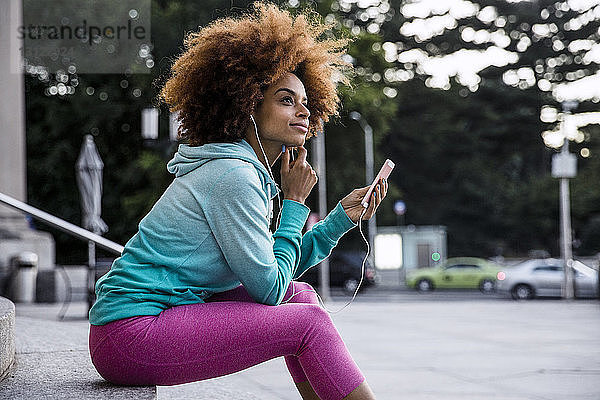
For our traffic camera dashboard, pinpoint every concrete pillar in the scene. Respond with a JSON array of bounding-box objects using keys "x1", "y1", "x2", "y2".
[
  {"x1": 0, "y1": 0, "x2": 27, "y2": 228},
  {"x1": 0, "y1": 1, "x2": 55, "y2": 302}
]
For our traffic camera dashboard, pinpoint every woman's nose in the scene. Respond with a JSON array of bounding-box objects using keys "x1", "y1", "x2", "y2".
[{"x1": 297, "y1": 104, "x2": 310, "y2": 118}]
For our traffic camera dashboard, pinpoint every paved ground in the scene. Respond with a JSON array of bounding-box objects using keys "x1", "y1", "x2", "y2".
[
  {"x1": 0, "y1": 301, "x2": 155, "y2": 400},
  {"x1": 4, "y1": 288, "x2": 600, "y2": 400}
]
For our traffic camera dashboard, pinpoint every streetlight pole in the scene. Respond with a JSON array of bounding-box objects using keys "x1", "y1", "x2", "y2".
[
  {"x1": 312, "y1": 127, "x2": 330, "y2": 302},
  {"x1": 349, "y1": 112, "x2": 376, "y2": 271},
  {"x1": 559, "y1": 139, "x2": 574, "y2": 299},
  {"x1": 556, "y1": 100, "x2": 578, "y2": 299}
]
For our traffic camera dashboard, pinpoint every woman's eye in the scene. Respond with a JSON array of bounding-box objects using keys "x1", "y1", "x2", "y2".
[{"x1": 282, "y1": 97, "x2": 293, "y2": 104}]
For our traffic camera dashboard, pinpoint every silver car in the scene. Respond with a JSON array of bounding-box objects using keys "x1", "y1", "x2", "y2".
[{"x1": 496, "y1": 258, "x2": 599, "y2": 300}]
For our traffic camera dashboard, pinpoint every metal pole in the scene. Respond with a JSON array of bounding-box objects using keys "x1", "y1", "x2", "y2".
[
  {"x1": 363, "y1": 123, "x2": 376, "y2": 271},
  {"x1": 0, "y1": 192, "x2": 123, "y2": 254},
  {"x1": 312, "y1": 131, "x2": 330, "y2": 302},
  {"x1": 559, "y1": 135, "x2": 574, "y2": 299},
  {"x1": 349, "y1": 112, "x2": 377, "y2": 270},
  {"x1": 87, "y1": 240, "x2": 96, "y2": 311}
]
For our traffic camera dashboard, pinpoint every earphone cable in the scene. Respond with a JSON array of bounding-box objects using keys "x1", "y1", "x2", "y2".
[
  {"x1": 283, "y1": 205, "x2": 370, "y2": 314},
  {"x1": 250, "y1": 115, "x2": 283, "y2": 231},
  {"x1": 250, "y1": 115, "x2": 370, "y2": 312}
]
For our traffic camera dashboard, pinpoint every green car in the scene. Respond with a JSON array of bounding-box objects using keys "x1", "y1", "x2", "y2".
[{"x1": 406, "y1": 257, "x2": 503, "y2": 293}]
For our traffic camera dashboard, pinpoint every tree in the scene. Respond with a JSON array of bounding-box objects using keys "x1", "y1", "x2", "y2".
[
  {"x1": 25, "y1": 0, "x2": 399, "y2": 261},
  {"x1": 325, "y1": 0, "x2": 600, "y2": 256},
  {"x1": 26, "y1": 1, "x2": 256, "y2": 262}
]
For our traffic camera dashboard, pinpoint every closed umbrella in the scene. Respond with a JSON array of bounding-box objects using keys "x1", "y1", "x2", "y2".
[
  {"x1": 76, "y1": 135, "x2": 108, "y2": 235},
  {"x1": 75, "y1": 135, "x2": 107, "y2": 314}
]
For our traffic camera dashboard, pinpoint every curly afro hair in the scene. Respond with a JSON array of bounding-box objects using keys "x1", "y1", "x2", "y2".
[{"x1": 157, "y1": 1, "x2": 353, "y2": 146}]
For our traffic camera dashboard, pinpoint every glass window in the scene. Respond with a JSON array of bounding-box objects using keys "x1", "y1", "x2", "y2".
[
  {"x1": 533, "y1": 265, "x2": 562, "y2": 273},
  {"x1": 445, "y1": 264, "x2": 481, "y2": 270}
]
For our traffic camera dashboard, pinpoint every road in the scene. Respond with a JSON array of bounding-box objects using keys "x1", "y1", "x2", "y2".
[
  {"x1": 8, "y1": 282, "x2": 599, "y2": 400},
  {"x1": 329, "y1": 286, "x2": 511, "y2": 302},
  {"x1": 156, "y1": 287, "x2": 600, "y2": 400}
]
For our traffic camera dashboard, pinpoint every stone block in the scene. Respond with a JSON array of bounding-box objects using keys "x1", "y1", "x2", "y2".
[{"x1": 0, "y1": 297, "x2": 15, "y2": 382}]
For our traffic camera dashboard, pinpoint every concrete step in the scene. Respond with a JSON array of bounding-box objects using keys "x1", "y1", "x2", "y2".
[
  {"x1": 0, "y1": 302, "x2": 155, "y2": 399},
  {"x1": 1, "y1": 350, "x2": 156, "y2": 399},
  {"x1": 0, "y1": 296, "x2": 15, "y2": 382}
]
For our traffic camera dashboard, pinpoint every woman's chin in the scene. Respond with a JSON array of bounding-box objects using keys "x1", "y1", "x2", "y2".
[{"x1": 284, "y1": 139, "x2": 305, "y2": 149}]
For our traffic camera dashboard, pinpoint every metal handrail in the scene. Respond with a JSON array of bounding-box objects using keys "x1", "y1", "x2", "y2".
[{"x1": 0, "y1": 192, "x2": 123, "y2": 254}]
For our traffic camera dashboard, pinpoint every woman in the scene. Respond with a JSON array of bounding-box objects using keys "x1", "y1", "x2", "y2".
[{"x1": 88, "y1": 2, "x2": 388, "y2": 399}]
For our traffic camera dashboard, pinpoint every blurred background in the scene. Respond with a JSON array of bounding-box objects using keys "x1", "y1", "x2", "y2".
[
  {"x1": 1, "y1": 0, "x2": 600, "y2": 302},
  {"x1": 1, "y1": 3, "x2": 599, "y2": 398}
]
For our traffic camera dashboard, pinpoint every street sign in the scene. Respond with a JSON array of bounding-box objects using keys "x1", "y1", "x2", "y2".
[
  {"x1": 552, "y1": 152, "x2": 577, "y2": 178},
  {"x1": 141, "y1": 108, "x2": 159, "y2": 140}
]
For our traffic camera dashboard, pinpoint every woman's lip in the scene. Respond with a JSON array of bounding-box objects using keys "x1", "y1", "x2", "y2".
[{"x1": 291, "y1": 125, "x2": 308, "y2": 133}]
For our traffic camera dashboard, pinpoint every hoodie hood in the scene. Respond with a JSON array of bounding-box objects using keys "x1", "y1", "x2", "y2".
[{"x1": 167, "y1": 139, "x2": 281, "y2": 199}]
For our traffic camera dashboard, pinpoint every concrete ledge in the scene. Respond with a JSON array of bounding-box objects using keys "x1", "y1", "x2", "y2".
[
  {"x1": 0, "y1": 302, "x2": 155, "y2": 399},
  {"x1": 1, "y1": 350, "x2": 155, "y2": 399},
  {"x1": 0, "y1": 296, "x2": 15, "y2": 382}
]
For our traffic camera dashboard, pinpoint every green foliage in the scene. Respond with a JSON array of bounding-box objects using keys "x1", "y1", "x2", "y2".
[
  {"x1": 24, "y1": 0, "x2": 600, "y2": 263},
  {"x1": 328, "y1": 0, "x2": 600, "y2": 257},
  {"x1": 24, "y1": 0, "x2": 400, "y2": 262},
  {"x1": 25, "y1": 0, "x2": 252, "y2": 262}
]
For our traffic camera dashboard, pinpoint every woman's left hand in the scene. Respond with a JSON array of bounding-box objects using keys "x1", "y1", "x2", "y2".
[{"x1": 340, "y1": 178, "x2": 388, "y2": 223}]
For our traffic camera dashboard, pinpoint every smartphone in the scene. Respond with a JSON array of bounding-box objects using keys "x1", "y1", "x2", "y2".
[{"x1": 361, "y1": 159, "x2": 395, "y2": 208}]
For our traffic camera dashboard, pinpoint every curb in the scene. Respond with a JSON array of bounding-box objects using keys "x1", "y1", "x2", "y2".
[{"x1": 0, "y1": 296, "x2": 15, "y2": 382}]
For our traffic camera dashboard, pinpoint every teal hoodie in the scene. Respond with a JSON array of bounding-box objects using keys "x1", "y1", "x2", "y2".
[{"x1": 89, "y1": 138, "x2": 358, "y2": 325}]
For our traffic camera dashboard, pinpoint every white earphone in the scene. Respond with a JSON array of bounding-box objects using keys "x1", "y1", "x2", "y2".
[
  {"x1": 249, "y1": 114, "x2": 370, "y2": 313},
  {"x1": 250, "y1": 115, "x2": 283, "y2": 229}
]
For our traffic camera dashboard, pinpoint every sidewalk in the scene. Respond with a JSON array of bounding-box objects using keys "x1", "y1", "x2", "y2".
[{"x1": 2, "y1": 293, "x2": 600, "y2": 399}]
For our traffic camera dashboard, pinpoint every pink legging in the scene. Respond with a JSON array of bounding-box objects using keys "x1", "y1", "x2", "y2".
[{"x1": 89, "y1": 281, "x2": 365, "y2": 400}]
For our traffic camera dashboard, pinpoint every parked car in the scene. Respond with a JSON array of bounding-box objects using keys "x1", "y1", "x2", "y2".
[
  {"x1": 298, "y1": 250, "x2": 376, "y2": 294},
  {"x1": 405, "y1": 257, "x2": 503, "y2": 293},
  {"x1": 496, "y1": 258, "x2": 599, "y2": 300}
]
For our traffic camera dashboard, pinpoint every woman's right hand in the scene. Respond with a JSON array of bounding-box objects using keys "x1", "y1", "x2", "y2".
[{"x1": 280, "y1": 146, "x2": 317, "y2": 204}]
